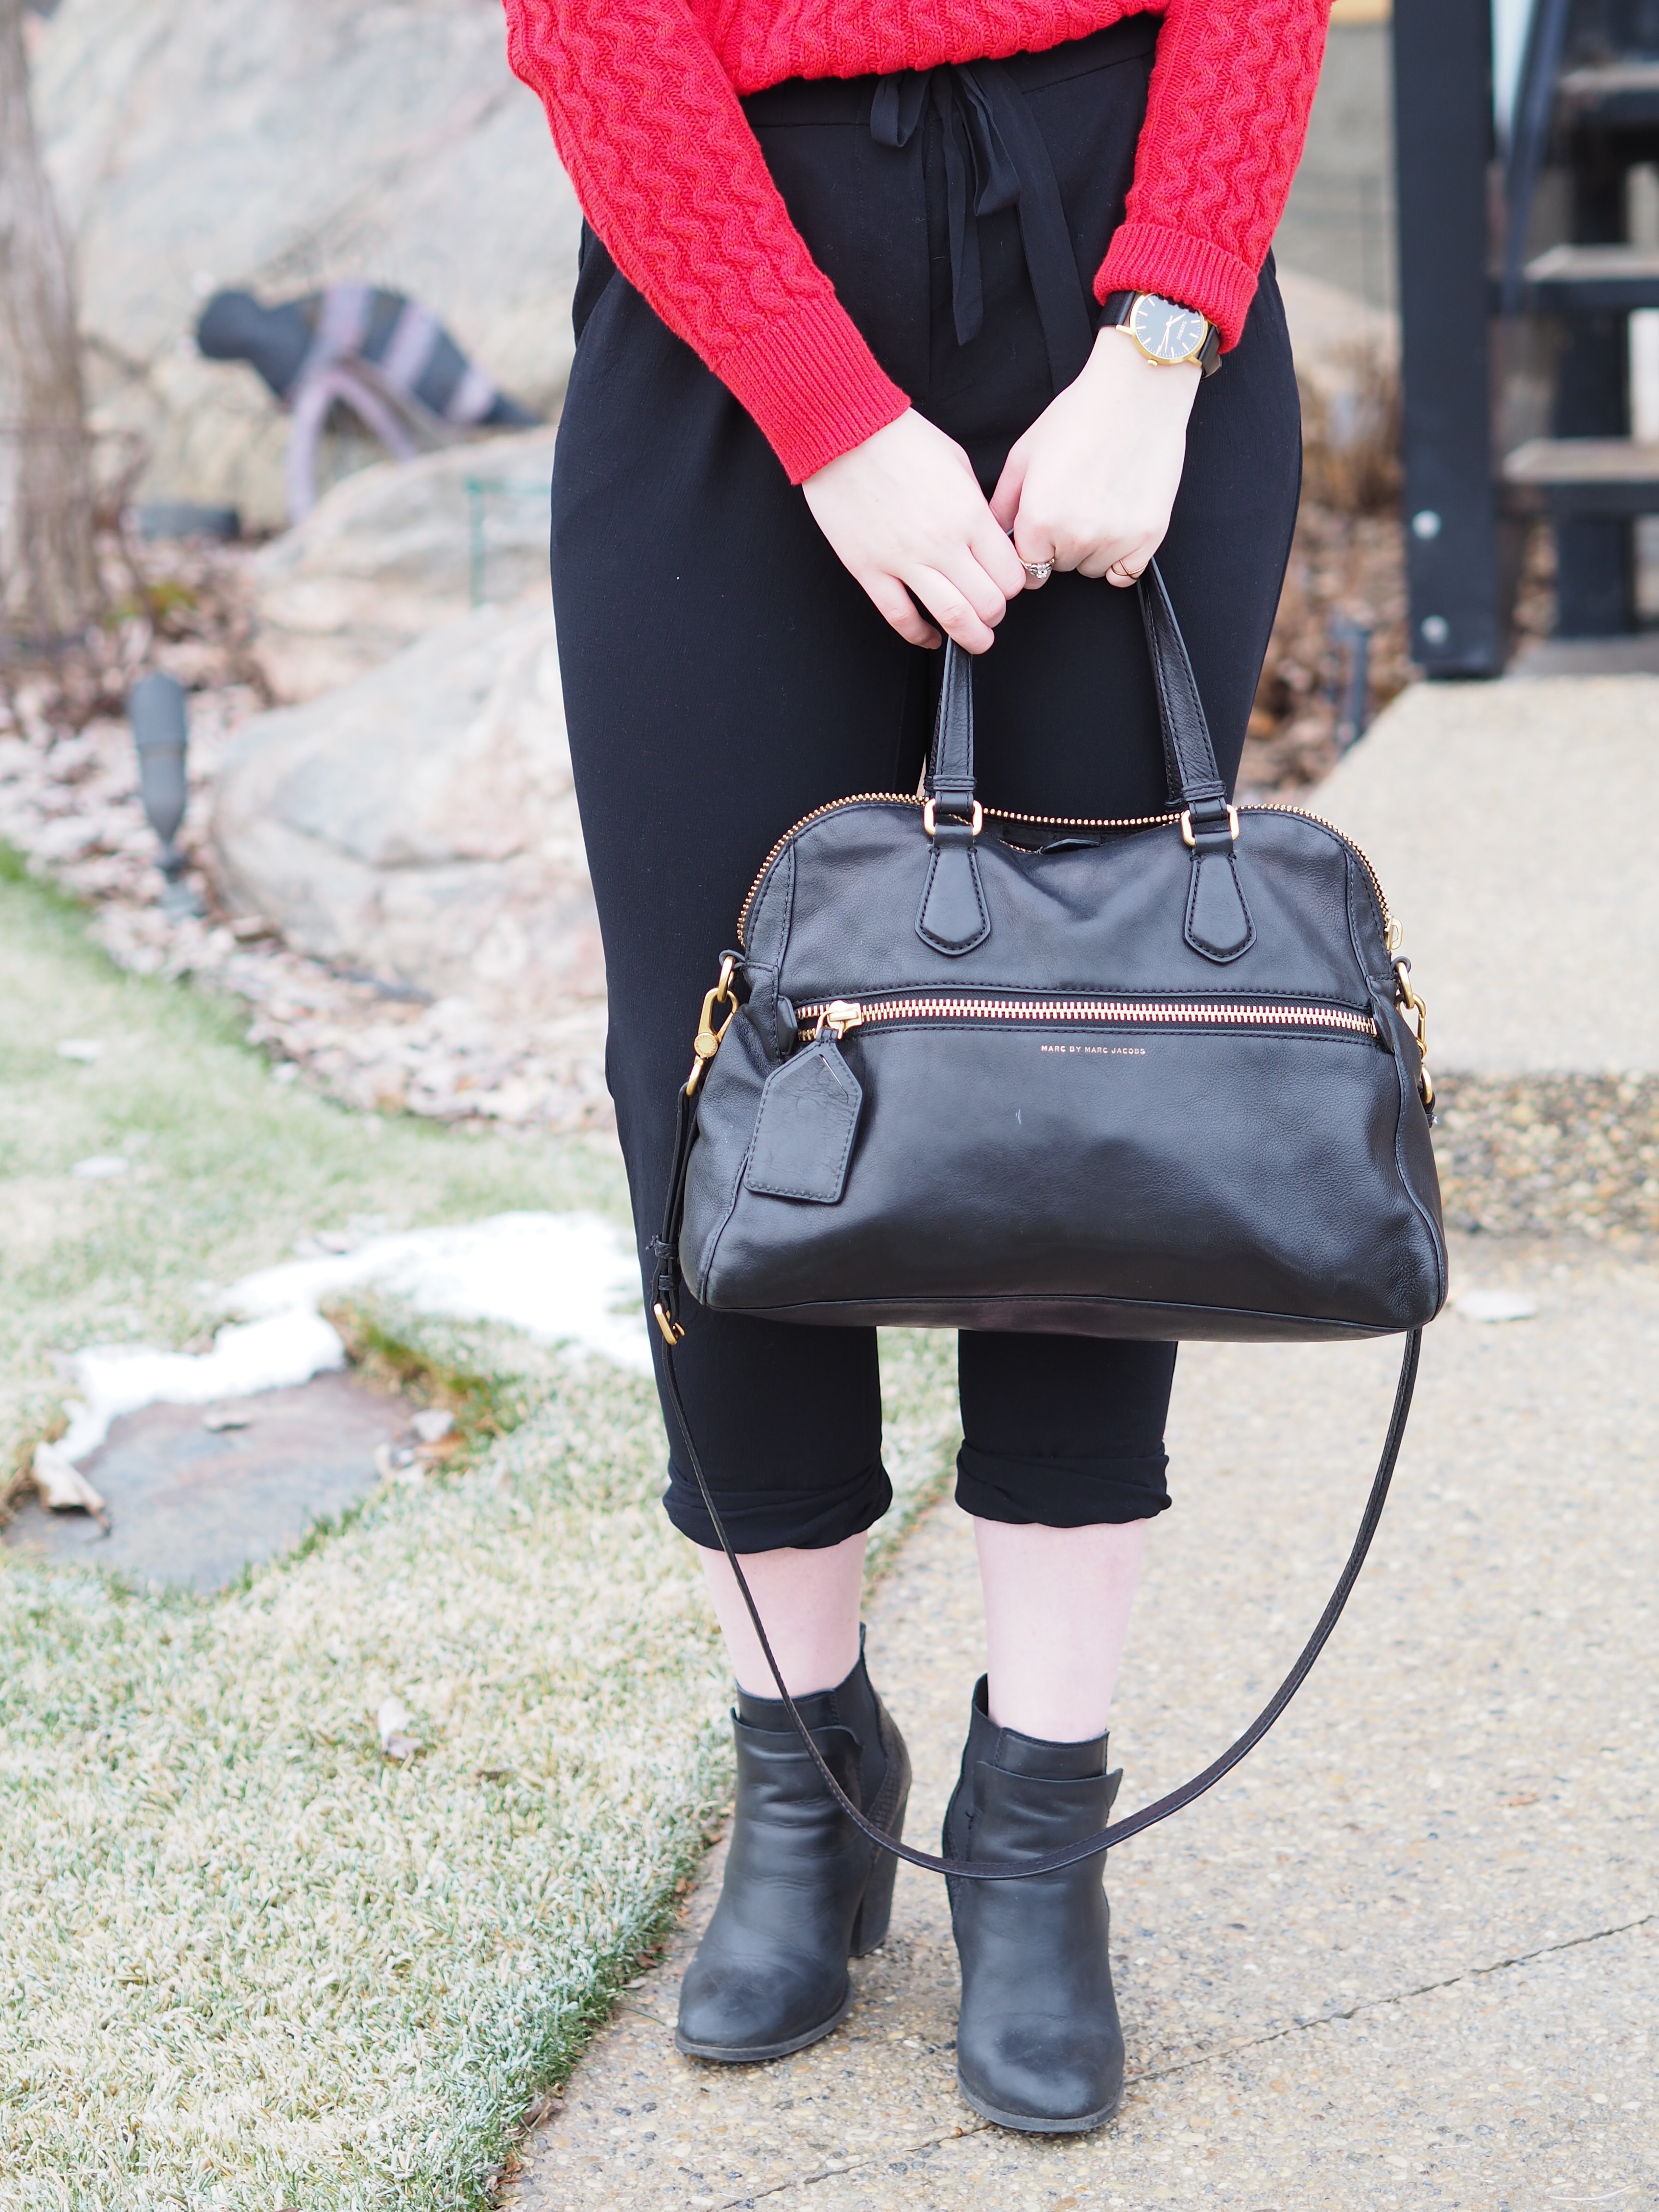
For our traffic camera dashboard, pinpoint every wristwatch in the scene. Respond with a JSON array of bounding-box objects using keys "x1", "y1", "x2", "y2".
[{"x1": 1103, "y1": 290, "x2": 1222, "y2": 375}]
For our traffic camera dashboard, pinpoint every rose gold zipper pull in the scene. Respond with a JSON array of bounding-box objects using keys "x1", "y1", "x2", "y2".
[{"x1": 814, "y1": 1000, "x2": 864, "y2": 1041}]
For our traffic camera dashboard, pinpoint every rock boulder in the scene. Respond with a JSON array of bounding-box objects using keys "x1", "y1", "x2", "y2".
[
  {"x1": 248, "y1": 428, "x2": 559, "y2": 700},
  {"x1": 212, "y1": 602, "x2": 603, "y2": 1018}
]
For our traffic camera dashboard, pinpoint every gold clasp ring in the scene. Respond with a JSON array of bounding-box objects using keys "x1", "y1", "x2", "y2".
[
  {"x1": 922, "y1": 797, "x2": 984, "y2": 839},
  {"x1": 1394, "y1": 958, "x2": 1434, "y2": 1109},
  {"x1": 652, "y1": 1300, "x2": 686, "y2": 1347},
  {"x1": 685, "y1": 954, "x2": 738, "y2": 1097},
  {"x1": 1179, "y1": 804, "x2": 1240, "y2": 849}
]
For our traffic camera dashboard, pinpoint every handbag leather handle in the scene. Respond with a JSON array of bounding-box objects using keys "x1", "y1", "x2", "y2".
[
  {"x1": 926, "y1": 628, "x2": 977, "y2": 819},
  {"x1": 1138, "y1": 562, "x2": 1231, "y2": 818},
  {"x1": 924, "y1": 560, "x2": 1231, "y2": 823}
]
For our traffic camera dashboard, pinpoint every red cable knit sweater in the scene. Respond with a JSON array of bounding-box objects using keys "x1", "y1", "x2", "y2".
[{"x1": 505, "y1": 0, "x2": 1329, "y2": 483}]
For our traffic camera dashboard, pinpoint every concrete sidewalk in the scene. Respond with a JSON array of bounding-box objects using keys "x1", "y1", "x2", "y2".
[
  {"x1": 507, "y1": 1232, "x2": 1659, "y2": 2210},
  {"x1": 1309, "y1": 675, "x2": 1659, "y2": 1078}
]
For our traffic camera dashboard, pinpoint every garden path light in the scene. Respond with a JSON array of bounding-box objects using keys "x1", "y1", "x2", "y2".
[{"x1": 128, "y1": 669, "x2": 202, "y2": 915}]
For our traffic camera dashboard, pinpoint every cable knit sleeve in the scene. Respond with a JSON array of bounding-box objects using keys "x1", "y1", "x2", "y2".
[
  {"x1": 504, "y1": 0, "x2": 910, "y2": 482},
  {"x1": 1097, "y1": 0, "x2": 1331, "y2": 349}
]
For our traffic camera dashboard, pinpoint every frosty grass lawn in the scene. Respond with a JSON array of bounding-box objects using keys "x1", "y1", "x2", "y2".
[{"x1": 0, "y1": 861, "x2": 958, "y2": 2209}]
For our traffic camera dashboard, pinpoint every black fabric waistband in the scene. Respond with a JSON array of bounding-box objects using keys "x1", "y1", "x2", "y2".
[
  {"x1": 739, "y1": 16, "x2": 1161, "y2": 126},
  {"x1": 743, "y1": 18, "x2": 1159, "y2": 397}
]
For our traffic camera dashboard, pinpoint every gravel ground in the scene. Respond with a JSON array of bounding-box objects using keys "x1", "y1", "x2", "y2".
[
  {"x1": 1434, "y1": 1073, "x2": 1659, "y2": 1244},
  {"x1": 505, "y1": 1235, "x2": 1659, "y2": 2211}
]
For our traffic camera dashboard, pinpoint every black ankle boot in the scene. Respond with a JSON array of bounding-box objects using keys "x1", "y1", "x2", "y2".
[
  {"x1": 676, "y1": 1639, "x2": 911, "y2": 2063},
  {"x1": 943, "y1": 1677, "x2": 1124, "y2": 2132}
]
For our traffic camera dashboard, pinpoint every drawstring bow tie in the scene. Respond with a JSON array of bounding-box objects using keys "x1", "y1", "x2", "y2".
[{"x1": 869, "y1": 60, "x2": 1095, "y2": 393}]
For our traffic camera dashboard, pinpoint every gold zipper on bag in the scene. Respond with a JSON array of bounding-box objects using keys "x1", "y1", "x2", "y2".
[
  {"x1": 794, "y1": 995, "x2": 1381, "y2": 1043},
  {"x1": 735, "y1": 793, "x2": 923, "y2": 947},
  {"x1": 734, "y1": 798, "x2": 1396, "y2": 948}
]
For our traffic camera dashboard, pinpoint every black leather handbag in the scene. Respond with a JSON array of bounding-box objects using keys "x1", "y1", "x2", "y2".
[{"x1": 654, "y1": 567, "x2": 1445, "y2": 1880}]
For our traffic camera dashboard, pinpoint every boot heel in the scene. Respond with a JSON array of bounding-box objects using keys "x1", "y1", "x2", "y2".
[{"x1": 848, "y1": 1765, "x2": 909, "y2": 1957}]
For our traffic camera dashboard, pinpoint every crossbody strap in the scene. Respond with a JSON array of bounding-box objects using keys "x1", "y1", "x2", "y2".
[
  {"x1": 658, "y1": 1107, "x2": 1421, "y2": 1880},
  {"x1": 654, "y1": 578, "x2": 1422, "y2": 1872}
]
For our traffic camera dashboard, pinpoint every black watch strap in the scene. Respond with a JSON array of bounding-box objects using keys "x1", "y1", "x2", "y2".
[{"x1": 1102, "y1": 289, "x2": 1223, "y2": 376}]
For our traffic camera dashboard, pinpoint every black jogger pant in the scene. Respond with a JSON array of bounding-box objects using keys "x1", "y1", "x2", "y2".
[{"x1": 551, "y1": 18, "x2": 1303, "y2": 1553}]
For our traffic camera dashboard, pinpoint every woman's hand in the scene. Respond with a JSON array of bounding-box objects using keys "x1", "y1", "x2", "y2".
[
  {"x1": 993, "y1": 327, "x2": 1200, "y2": 587},
  {"x1": 802, "y1": 409, "x2": 1027, "y2": 653}
]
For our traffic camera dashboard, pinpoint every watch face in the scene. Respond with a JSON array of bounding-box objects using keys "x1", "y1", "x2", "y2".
[{"x1": 1128, "y1": 294, "x2": 1208, "y2": 363}]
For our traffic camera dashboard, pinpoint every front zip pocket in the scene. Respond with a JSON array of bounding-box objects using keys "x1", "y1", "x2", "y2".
[{"x1": 794, "y1": 995, "x2": 1381, "y2": 1044}]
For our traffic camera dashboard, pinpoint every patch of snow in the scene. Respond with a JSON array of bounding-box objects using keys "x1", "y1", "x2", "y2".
[
  {"x1": 35, "y1": 1212, "x2": 649, "y2": 1489},
  {"x1": 42, "y1": 1309, "x2": 349, "y2": 1481},
  {"x1": 56, "y1": 1038, "x2": 105, "y2": 1062},
  {"x1": 72, "y1": 1154, "x2": 129, "y2": 1178},
  {"x1": 229, "y1": 1212, "x2": 649, "y2": 1373}
]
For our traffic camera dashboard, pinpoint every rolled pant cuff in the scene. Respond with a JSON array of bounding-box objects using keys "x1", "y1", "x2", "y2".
[
  {"x1": 664, "y1": 1457, "x2": 894, "y2": 1552},
  {"x1": 955, "y1": 1443, "x2": 1171, "y2": 1527}
]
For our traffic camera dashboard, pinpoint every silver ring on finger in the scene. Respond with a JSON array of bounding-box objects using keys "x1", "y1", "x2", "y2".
[{"x1": 1022, "y1": 559, "x2": 1054, "y2": 582}]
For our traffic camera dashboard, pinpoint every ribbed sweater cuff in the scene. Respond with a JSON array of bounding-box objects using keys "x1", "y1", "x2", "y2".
[
  {"x1": 1097, "y1": 225, "x2": 1260, "y2": 352},
  {"x1": 711, "y1": 290, "x2": 911, "y2": 483}
]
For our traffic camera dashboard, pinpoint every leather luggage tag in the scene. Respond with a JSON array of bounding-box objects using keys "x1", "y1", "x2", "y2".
[{"x1": 745, "y1": 1039, "x2": 863, "y2": 1204}]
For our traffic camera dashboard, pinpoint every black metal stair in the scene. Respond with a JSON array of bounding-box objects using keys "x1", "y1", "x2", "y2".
[
  {"x1": 1503, "y1": 432, "x2": 1659, "y2": 510},
  {"x1": 1523, "y1": 24, "x2": 1659, "y2": 635},
  {"x1": 1522, "y1": 240, "x2": 1659, "y2": 307},
  {"x1": 1506, "y1": 242, "x2": 1659, "y2": 518},
  {"x1": 1557, "y1": 59, "x2": 1659, "y2": 125},
  {"x1": 1394, "y1": 0, "x2": 1659, "y2": 667}
]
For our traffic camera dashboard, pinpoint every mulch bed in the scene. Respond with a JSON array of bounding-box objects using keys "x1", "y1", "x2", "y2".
[
  {"x1": 1237, "y1": 360, "x2": 1413, "y2": 793},
  {"x1": 1431, "y1": 1072, "x2": 1659, "y2": 1245},
  {"x1": 0, "y1": 535, "x2": 611, "y2": 1130},
  {"x1": 1236, "y1": 370, "x2": 1553, "y2": 794}
]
